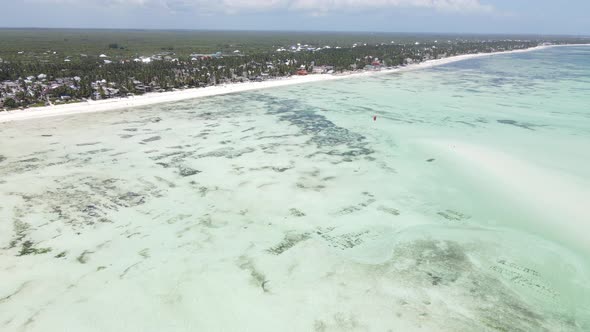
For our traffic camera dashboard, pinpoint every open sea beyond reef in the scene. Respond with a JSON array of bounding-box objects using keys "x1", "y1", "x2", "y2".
[{"x1": 1, "y1": 46, "x2": 589, "y2": 331}]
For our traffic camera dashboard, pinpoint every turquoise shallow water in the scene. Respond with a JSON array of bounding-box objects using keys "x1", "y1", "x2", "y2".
[{"x1": 1, "y1": 46, "x2": 589, "y2": 331}]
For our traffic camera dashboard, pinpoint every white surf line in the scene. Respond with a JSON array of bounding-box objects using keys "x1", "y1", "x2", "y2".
[{"x1": 0, "y1": 44, "x2": 587, "y2": 123}]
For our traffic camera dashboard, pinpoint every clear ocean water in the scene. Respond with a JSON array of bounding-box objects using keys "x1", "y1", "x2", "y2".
[{"x1": 1, "y1": 46, "x2": 589, "y2": 331}]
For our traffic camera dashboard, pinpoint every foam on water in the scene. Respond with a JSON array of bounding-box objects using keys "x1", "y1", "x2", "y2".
[{"x1": 1, "y1": 46, "x2": 589, "y2": 331}]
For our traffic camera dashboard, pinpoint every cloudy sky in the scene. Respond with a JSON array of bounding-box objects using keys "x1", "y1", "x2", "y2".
[{"x1": 2, "y1": 0, "x2": 589, "y2": 35}]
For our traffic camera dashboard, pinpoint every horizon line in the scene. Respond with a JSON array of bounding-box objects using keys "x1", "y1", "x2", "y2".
[{"x1": 0, "y1": 27, "x2": 589, "y2": 38}]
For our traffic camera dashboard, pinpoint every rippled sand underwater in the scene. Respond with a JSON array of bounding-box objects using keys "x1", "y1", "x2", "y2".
[{"x1": 1, "y1": 46, "x2": 589, "y2": 331}]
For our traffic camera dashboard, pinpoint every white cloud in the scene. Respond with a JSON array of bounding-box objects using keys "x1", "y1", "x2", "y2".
[
  {"x1": 28, "y1": 0, "x2": 495, "y2": 14},
  {"x1": 292, "y1": 0, "x2": 492, "y2": 13}
]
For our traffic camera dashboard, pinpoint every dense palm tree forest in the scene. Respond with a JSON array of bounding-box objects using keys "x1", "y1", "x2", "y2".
[{"x1": 1, "y1": 29, "x2": 585, "y2": 109}]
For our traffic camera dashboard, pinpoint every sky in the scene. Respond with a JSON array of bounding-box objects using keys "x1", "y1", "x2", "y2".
[{"x1": 1, "y1": 0, "x2": 589, "y2": 35}]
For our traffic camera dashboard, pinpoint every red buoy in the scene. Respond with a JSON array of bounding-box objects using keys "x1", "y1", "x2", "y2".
[{"x1": 373, "y1": 115, "x2": 377, "y2": 121}]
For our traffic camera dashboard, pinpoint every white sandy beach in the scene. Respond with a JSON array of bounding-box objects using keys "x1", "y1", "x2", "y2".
[{"x1": 1, "y1": 44, "x2": 580, "y2": 124}]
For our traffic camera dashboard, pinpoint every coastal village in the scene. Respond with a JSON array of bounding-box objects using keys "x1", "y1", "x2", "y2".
[{"x1": 0, "y1": 39, "x2": 563, "y2": 110}]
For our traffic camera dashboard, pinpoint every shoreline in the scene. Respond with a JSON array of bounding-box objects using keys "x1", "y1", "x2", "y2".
[{"x1": 0, "y1": 44, "x2": 585, "y2": 123}]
